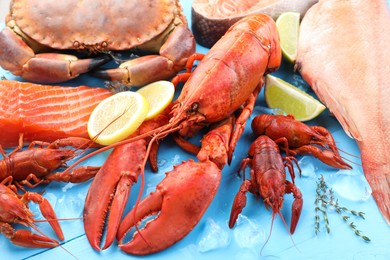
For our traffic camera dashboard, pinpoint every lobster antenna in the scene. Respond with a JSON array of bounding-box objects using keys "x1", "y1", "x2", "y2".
[
  {"x1": 63, "y1": 127, "x2": 163, "y2": 175},
  {"x1": 34, "y1": 217, "x2": 83, "y2": 222},
  {"x1": 71, "y1": 104, "x2": 134, "y2": 158},
  {"x1": 132, "y1": 125, "x2": 183, "y2": 247}
]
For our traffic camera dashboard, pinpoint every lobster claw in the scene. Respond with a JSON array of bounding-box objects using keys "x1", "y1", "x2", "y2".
[
  {"x1": 117, "y1": 160, "x2": 221, "y2": 255},
  {"x1": 83, "y1": 140, "x2": 146, "y2": 250}
]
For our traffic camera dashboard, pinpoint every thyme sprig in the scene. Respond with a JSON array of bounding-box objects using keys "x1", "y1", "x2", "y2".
[{"x1": 314, "y1": 175, "x2": 370, "y2": 242}]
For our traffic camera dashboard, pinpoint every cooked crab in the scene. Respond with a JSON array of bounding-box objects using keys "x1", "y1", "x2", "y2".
[{"x1": 0, "y1": 0, "x2": 195, "y2": 86}]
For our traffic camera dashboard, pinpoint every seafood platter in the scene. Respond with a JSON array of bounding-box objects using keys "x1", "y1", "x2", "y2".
[{"x1": 1, "y1": 0, "x2": 390, "y2": 259}]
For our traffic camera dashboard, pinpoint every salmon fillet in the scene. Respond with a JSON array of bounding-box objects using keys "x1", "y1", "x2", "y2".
[
  {"x1": 296, "y1": 0, "x2": 390, "y2": 224},
  {"x1": 0, "y1": 80, "x2": 112, "y2": 148},
  {"x1": 192, "y1": 0, "x2": 318, "y2": 48}
]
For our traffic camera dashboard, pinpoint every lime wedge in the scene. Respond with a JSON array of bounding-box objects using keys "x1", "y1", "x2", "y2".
[
  {"x1": 276, "y1": 12, "x2": 300, "y2": 63},
  {"x1": 264, "y1": 75, "x2": 326, "y2": 121}
]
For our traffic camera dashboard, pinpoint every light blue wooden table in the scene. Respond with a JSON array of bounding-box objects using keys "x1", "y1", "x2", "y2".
[{"x1": 1, "y1": 1, "x2": 390, "y2": 259}]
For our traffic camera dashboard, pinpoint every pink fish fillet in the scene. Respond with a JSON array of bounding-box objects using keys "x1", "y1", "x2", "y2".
[
  {"x1": 0, "y1": 80, "x2": 112, "y2": 148},
  {"x1": 296, "y1": 0, "x2": 390, "y2": 224}
]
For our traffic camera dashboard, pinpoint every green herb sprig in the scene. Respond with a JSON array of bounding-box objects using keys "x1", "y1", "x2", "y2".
[{"x1": 314, "y1": 175, "x2": 370, "y2": 242}]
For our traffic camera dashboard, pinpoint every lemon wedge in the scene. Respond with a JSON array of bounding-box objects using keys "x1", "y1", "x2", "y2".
[
  {"x1": 87, "y1": 91, "x2": 149, "y2": 145},
  {"x1": 136, "y1": 80, "x2": 175, "y2": 120},
  {"x1": 264, "y1": 75, "x2": 326, "y2": 121},
  {"x1": 276, "y1": 12, "x2": 300, "y2": 63}
]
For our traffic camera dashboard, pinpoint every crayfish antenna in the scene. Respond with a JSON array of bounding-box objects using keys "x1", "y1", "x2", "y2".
[
  {"x1": 260, "y1": 211, "x2": 300, "y2": 256},
  {"x1": 260, "y1": 212, "x2": 276, "y2": 256}
]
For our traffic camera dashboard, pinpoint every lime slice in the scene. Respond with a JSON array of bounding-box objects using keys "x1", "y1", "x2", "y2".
[
  {"x1": 264, "y1": 75, "x2": 326, "y2": 121},
  {"x1": 136, "y1": 80, "x2": 175, "y2": 120},
  {"x1": 87, "y1": 91, "x2": 149, "y2": 145},
  {"x1": 276, "y1": 12, "x2": 300, "y2": 63}
]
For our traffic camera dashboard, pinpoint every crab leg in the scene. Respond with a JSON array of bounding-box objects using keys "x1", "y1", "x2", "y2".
[
  {"x1": 0, "y1": 27, "x2": 111, "y2": 83},
  {"x1": 93, "y1": 25, "x2": 195, "y2": 87}
]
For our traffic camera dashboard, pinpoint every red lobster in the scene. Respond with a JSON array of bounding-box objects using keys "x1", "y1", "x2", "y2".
[
  {"x1": 229, "y1": 135, "x2": 303, "y2": 237},
  {"x1": 251, "y1": 114, "x2": 352, "y2": 169},
  {"x1": 0, "y1": 135, "x2": 100, "y2": 189},
  {"x1": 67, "y1": 14, "x2": 281, "y2": 255},
  {"x1": 0, "y1": 177, "x2": 64, "y2": 248}
]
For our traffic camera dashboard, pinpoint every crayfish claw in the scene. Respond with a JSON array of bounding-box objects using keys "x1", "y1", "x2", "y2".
[
  {"x1": 285, "y1": 180, "x2": 303, "y2": 234},
  {"x1": 9, "y1": 229, "x2": 59, "y2": 248},
  {"x1": 293, "y1": 145, "x2": 352, "y2": 170},
  {"x1": 117, "y1": 160, "x2": 221, "y2": 255}
]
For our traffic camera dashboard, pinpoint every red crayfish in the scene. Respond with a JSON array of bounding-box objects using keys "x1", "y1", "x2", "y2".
[
  {"x1": 251, "y1": 114, "x2": 352, "y2": 169},
  {"x1": 0, "y1": 177, "x2": 63, "y2": 248},
  {"x1": 0, "y1": 134, "x2": 100, "y2": 190},
  {"x1": 229, "y1": 135, "x2": 303, "y2": 237}
]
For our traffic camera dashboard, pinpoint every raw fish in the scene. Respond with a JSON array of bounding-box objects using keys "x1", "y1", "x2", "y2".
[
  {"x1": 296, "y1": 0, "x2": 390, "y2": 224},
  {"x1": 192, "y1": 0, "x2": 318, "y2": 48},
  {"x1": 0, "y1": 80, "x2": 112, "y2": 147}
]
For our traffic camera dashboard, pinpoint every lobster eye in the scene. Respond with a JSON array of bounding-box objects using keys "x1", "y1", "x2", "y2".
[{"x1": 188, "y1": 102, "x2": 199, "y2": 113}]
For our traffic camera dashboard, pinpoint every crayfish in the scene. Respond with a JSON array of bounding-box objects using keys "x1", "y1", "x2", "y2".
[
  {"x1": 229, "y1": 135, "x2": 303, "y2": 235},
  {"x1": 0, "y1": 177, "x2": 63, "y2": 248},
  {"x1": 251, "y1": 114, "x2": 352, "y2": 169},
  {"x1": 0, "y1": 135, "x2": 100, "y2": 190}
]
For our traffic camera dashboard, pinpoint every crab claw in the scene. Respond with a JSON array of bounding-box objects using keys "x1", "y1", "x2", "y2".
[{"x1": 117, "y1": 160, "x2": 221, "y2": 255}]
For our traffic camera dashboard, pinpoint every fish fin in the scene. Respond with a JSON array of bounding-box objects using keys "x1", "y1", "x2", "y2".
[
  {"x1": 365, "y1": 170, "x2": 390, "y2": 225},
  {"x1": 313, "y1": 81, "x2": 362, "y2": 141}
]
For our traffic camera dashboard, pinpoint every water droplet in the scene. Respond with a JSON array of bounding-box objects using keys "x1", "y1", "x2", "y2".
[
  {"x1": 157, "y1": 159, "x2": 166, "y2": 167},
  {"x1": 290, "y1": 74, "x2": 310, "y2": 92},
  {"x1": 252, "y1": 106, "x2": 287, "y2": 118},
  {"x1": 197, "y1": 218, "x2": 230, "y2": 252},
  {"x1": 171, "y1": 154, "x2": 181, "y2": 165},
  {"x1": 62, "y1": 183, "x2": 76, "y2": 192}
]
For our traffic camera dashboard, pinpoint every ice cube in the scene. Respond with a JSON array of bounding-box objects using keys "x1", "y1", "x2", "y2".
[{"x1": 197, "y1": 218, "x2": 230, "y2": 253}]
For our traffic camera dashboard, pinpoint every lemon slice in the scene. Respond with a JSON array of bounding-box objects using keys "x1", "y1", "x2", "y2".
[
  {"x1": 265, "y1": 75, "x2": 326, "y2": 121},
  {"x1": 276, "y1": 12, "x2": 300, "y2": 63},
  {"x1": 87, "y1": 91, "x2": 149, "y2": 145},
  {"x1": 136, "y1": 80, "x2": 175, "y2": 120}
]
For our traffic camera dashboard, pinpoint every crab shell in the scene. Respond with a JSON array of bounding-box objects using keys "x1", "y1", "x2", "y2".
[{"x1": 7, "y1": 0, "x2": 187, "y2": 53}]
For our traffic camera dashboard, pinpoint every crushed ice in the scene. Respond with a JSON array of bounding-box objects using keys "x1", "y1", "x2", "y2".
[
  {"x1": 233, "y1": 215, "x2": 265, "y2": 250},
  {"x1": 330, "y1": 169, "x2": 372, "y2": 201},
  {"x1": 197, "y1": 218, "x2": 230, "y2": 252}
]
